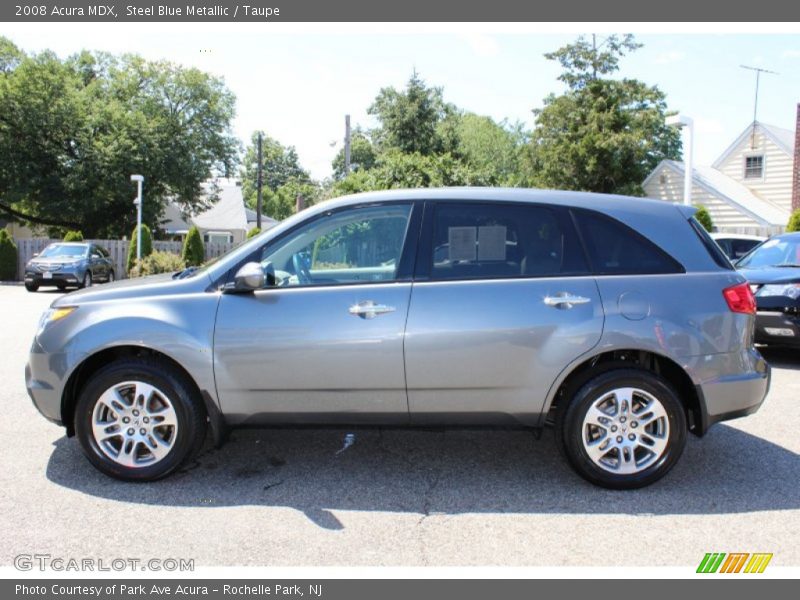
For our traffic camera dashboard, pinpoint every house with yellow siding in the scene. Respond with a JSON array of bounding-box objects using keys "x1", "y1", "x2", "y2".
[{"x1": 643, "y1": 107, "x2": 800, "y2": 232}]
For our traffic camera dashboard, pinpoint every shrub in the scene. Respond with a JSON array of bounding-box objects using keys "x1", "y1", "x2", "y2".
[
  {"x1": 787, "y1": 209, "x2": 800, "y2": 233},
  {"x1": 694, "y1": 205, "x2": 713, "y2": 232},
  {"x1": 247, "y1": 226, "x2": 261, "y2": 239},
  {"x1": 182, "y1": 226, "x2": 205, "y2": 267},
  {"x1": 127, "y1": 224, "x2": 153, "y2": 271},
  {"x1": 63, "y1": 230, "x2": 84, "y2": 242},
  {"x1": 0, "y1": 229, "x2": 17, "y2": 281},
  {"x1": 129, "y1": 251, "x2": 186, "y2": 278}
]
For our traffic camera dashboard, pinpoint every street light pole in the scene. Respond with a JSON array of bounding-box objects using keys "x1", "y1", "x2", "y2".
[
  {"x1": 130, "y1": 174, "x2": 144, "y2": 262},
  {"x1": 666, "y1": 115, "x2": 694, "y2": 206}
]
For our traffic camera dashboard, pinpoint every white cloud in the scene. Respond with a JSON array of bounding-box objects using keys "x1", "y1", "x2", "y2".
[
  {"x1": 782, "y1": 50, "x2": 800, "y2": 58},
  {"x1": 654, "y1": 51, "x2": 686, "y2": 65}
]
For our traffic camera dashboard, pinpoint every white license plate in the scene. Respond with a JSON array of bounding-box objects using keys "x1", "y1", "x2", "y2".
[
  {"x1": 764, "y1": 327, "x2": 795, "y2": 337},
  {"x1": 43, "y1": 272, "x2": 52, "y2": 279}
]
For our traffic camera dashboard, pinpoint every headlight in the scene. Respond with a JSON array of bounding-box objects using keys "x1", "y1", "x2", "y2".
[
  {"x1": 37, "y1": 306, "x2": 77, "y2": 334},
  {"x1": 757, "y1": 284, "x2": 800, "y2": 300}
]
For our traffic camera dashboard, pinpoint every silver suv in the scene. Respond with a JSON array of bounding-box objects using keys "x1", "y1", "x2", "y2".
[{"x1": 26, "y1": 189, "x2": 770, "y2": 489}]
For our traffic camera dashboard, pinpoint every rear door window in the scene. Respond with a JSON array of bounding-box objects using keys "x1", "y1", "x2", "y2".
[
  {"x1": 574, "y1": 209, "x2": 685, "y2": 275},
  {"x1": 429, "y1": 203, "x2": 589, "y2": 280}
]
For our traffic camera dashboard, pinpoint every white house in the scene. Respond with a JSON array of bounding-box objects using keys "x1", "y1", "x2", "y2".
[
  {"x1": 643, "y1": 105, "x2": 800, "y2": 232},
  {"x1": 162, "y1": 178, "x2": 276, "y2": 244}
]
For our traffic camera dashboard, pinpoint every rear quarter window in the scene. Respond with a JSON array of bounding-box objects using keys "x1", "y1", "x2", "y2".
[
  {"x1": 574, "y1": 209, "x2": 685, "y2": 275},
  {"x1": 689, "y1": 218, "x2": 734, "y2": 270}
]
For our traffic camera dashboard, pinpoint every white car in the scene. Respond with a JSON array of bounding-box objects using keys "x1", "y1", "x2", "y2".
[{"x1": 711, "y1": 233, "x2": 766, "y2": 261}]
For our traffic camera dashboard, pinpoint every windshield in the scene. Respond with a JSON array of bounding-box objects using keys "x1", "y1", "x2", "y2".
[
  {"x1": 38, "y1": 244, "x2": 88, "y2": 259},
  {"x1": 736, "y1": 237, "x2": 800, "y2": 268}
]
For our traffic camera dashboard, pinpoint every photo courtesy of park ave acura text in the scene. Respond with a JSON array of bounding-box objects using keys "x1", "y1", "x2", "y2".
[{"x1": 1, "y1": 13, "x2": 800, "y2": 576}]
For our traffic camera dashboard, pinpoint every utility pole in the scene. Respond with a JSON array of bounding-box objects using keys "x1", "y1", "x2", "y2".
[
  {"x1": 344, "y1": 114, "x2": 352, "y2": 175},
  {"x1": 740, "y1": 65, "x2": 778, "y2": 149},
  {"x1": 256, "y1": 132, "x2": 263, "y2": 229}
]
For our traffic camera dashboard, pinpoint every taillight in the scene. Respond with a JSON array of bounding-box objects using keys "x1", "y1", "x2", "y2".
[{"x1": 723, "y1": 282, "x2": 756, "y2": 314}]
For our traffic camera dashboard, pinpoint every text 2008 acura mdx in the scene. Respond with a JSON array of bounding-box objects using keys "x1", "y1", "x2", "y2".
[{"x1": 26, "y1": 189, "x2": 770, "y2": 489}]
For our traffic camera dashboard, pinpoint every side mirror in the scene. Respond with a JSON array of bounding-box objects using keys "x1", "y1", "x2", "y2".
[{"x1": 224, "y1": 262, "x2": 274, "y2": 293}]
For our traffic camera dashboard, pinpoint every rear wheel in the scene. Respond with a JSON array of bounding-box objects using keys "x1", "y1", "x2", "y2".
[
  {"x1": 556, "y1": 369, "x2": 687, "y2": 489},
  {"x1": 74, "y1": 358, "x2": 207, "y2": 481}
]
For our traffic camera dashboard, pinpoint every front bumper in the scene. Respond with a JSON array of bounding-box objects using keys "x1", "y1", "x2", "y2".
[
  {"x1": 694, "y1": 348, "x2": 770, "y2": 434},
  {"x1": 25, "y1": 337, "x2": 67, "y2": 426},
  {"x1": 754, "y1": 309, "x2": 800, "y2": 346},
  {"x1": 24, "y1": 269, "x2": 81, "y2": 287}
]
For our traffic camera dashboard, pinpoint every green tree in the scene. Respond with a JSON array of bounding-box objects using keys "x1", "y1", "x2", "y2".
[
  {"x1": 368, "y1": 71, "x2": 449, "y2": 155},
  {"x1": 181, "y1": 225, "x2": 204, "y2": 266},
  {"x1": 0, "y1": 39, "x2": 239, "y2": 237},
  {"x1": 246, "y1": 226, "x2": 261, "y2": 239},
  {"x1": 526, "y1": 35, "x2": 682, "y2": 195},
  {"x1": 63, "y1": 230, "x2": 84, "y2": 241},
  {"x1": 787, "y1": 209, "x2": 800, "y2": 233},
  {"x1": 331, "y1": 130, "x2": 378, "y2": 180},
  {"x1": 127, "y1": 223, "x2": 153, "y2": 271},
  {"x1": 0, "y1": 228, "x2": 17, "y2": 280},
  {"x1": 694, "y1": 205, "x2": 714, "y2": 232}
]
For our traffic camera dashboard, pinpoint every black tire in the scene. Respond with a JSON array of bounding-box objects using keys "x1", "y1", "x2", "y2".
[
  {"x1": 108, "y1": 270, "x2": 115, "y2": 283},
  {"x1": 24, "y1": 282, "x2": 38, "y2": 292},
  {"x1": 80, "y1": 271, "x2": 92, "y2": 289},
  {"x1": 74, "y1": 358, "x2": 207, "y2": 481},
  {"x1": 556, "y1": 369, "x2": 687, "y2": 490}
]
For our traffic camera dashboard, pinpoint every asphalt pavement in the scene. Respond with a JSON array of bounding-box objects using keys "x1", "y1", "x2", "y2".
[{"x1": 1, "y1": 285, "x2": 798, "y2": 567}]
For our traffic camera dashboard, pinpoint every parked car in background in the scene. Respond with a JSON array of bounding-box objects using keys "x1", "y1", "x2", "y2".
[
  {"x1": 711, "y1": 233, "x2": 766, "y2": 261},
  {"x1": 26, "y1": 189, "x2": 769, "y2": 489},
  {"x1": 736, "y1": 232, "x2": 800, "y2": 347},
  {"x1": 24, "y1": 242, "x2": 115, "y2": 292}
]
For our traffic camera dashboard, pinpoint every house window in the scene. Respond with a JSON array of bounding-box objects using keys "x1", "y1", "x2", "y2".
[
  {"x1": 204, "y1": 231, "x2": 233, "y2": 244},
  {"x1": 744, "y1": 155, "x2": 764, "y2": 179}
]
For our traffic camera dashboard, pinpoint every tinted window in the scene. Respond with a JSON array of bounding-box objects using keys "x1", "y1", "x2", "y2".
[
  {"x1": 575, "y1": 210, "x2": 684, "y2": 275},
  {"x1": 731, "y1": 239, "x2": 761, "y2": 259},
  {"x1": 430, "y1": 203, "x2": 588, "y2": 280}
]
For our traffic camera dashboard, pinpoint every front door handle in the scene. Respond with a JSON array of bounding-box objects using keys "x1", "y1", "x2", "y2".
[
  {"x1": 349, "y1": 301, "x2": 396, "y2": 319},
  {"x1": 543, "y1": 293, "x2": 591, "y2": 309}
]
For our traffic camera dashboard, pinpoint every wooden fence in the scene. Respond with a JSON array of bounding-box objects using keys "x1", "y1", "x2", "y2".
[
  {"x1": 12, "y1": 238, "x2": 235, "y2": 280},
  {"x1": 714, "y1": 225, "x2": 785, "y2": 237}
]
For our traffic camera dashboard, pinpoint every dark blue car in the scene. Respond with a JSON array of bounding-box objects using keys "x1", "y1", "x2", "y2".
[{"x1": 737, "y1": 231, "x2": 800, "y2": 346}]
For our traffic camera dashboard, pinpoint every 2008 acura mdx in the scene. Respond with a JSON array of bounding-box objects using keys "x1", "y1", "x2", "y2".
[{"x1": 26, "y1": 188, "x2": 770, "y2": 489}]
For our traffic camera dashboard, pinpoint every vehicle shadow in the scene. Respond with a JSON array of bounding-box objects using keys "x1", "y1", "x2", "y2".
[
  {"x1": 45, "y1": 424, "x2": 800, "y2": 529},
  {"x1": 760, "y1": 346, "x2": 800, "y2": 370}
]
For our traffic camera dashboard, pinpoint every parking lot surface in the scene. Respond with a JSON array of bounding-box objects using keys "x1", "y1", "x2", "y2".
[{"x1": 1, "y1": 285, "x2": 799, "y2": 567}]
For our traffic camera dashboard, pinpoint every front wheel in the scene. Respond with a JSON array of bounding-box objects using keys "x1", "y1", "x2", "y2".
[
  {"x1": 25, "y1": 282, "x2": 39, "y2": 292},
  {"x1": 80, "y1": 271, "x2": 92, "y2": 289},
  {"x1": 556, "y1": 369, "x2": 687, "y2": 490},
  {"x1": 74, "y1": 358, "x2": 207, "y2": 481}
]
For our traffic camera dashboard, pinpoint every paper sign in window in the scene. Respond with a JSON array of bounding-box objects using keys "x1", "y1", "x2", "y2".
[
  {"x1": 478, "y1": 226, "x2": 507, "y2": 261},
  {"x1": 448, "y1": 227, "x2": 477, "y2": 261}
]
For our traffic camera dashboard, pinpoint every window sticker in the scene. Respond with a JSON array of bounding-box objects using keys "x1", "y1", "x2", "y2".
[
  {"x1": 478, "y1": 225, "x2": 507, "y2": 261},
  {"x1": 448, "y1": 226, "x2": 477, "y2": 261}
]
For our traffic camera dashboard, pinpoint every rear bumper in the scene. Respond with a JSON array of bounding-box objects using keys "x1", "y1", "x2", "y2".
[
  {"x1": 754, "y1": 310, "x2": 800, "y2": 346},
  {"x1": 694, "y1": 348, "x2": 770, "y2": 435}
]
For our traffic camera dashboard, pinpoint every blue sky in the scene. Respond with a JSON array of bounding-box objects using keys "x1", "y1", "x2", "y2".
[{"x1": 3, "y1": 24, "x2": 800, "y2": 179}]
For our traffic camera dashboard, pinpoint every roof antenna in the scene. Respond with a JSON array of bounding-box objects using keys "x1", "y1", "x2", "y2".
[{"x1": 740, "y1": 65, "x2": 779, "y2": 149}]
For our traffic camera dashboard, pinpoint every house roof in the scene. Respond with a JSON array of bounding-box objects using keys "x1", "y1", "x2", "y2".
[
  {"x1": 645, "y1": 160, "x2": 790, "y2": 226},
  {"x1": 712, "y1": 121, "x2": 795, "y2": 168},
  {"x1": 244, "y1": 207, "x2": 278, "y2": 229},
  {"x1": 161, "y1": 179, "x2": 254, "y2": 234}
]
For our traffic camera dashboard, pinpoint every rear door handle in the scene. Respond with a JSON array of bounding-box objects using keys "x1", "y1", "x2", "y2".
[
  {"x1": 349, "y1": 301, "x2": 396, "y2": 319},
  {"x1": 543, "y1": 293, "x2": 591, "y2": 309}
]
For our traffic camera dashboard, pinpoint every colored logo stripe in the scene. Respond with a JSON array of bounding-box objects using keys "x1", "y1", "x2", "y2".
[
  {"x1": 744, "y1": 553, "x2": 773, "y2": 573},
  {"x1": 697, "y1": 553, "x2": 773, "y2": 573}
]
